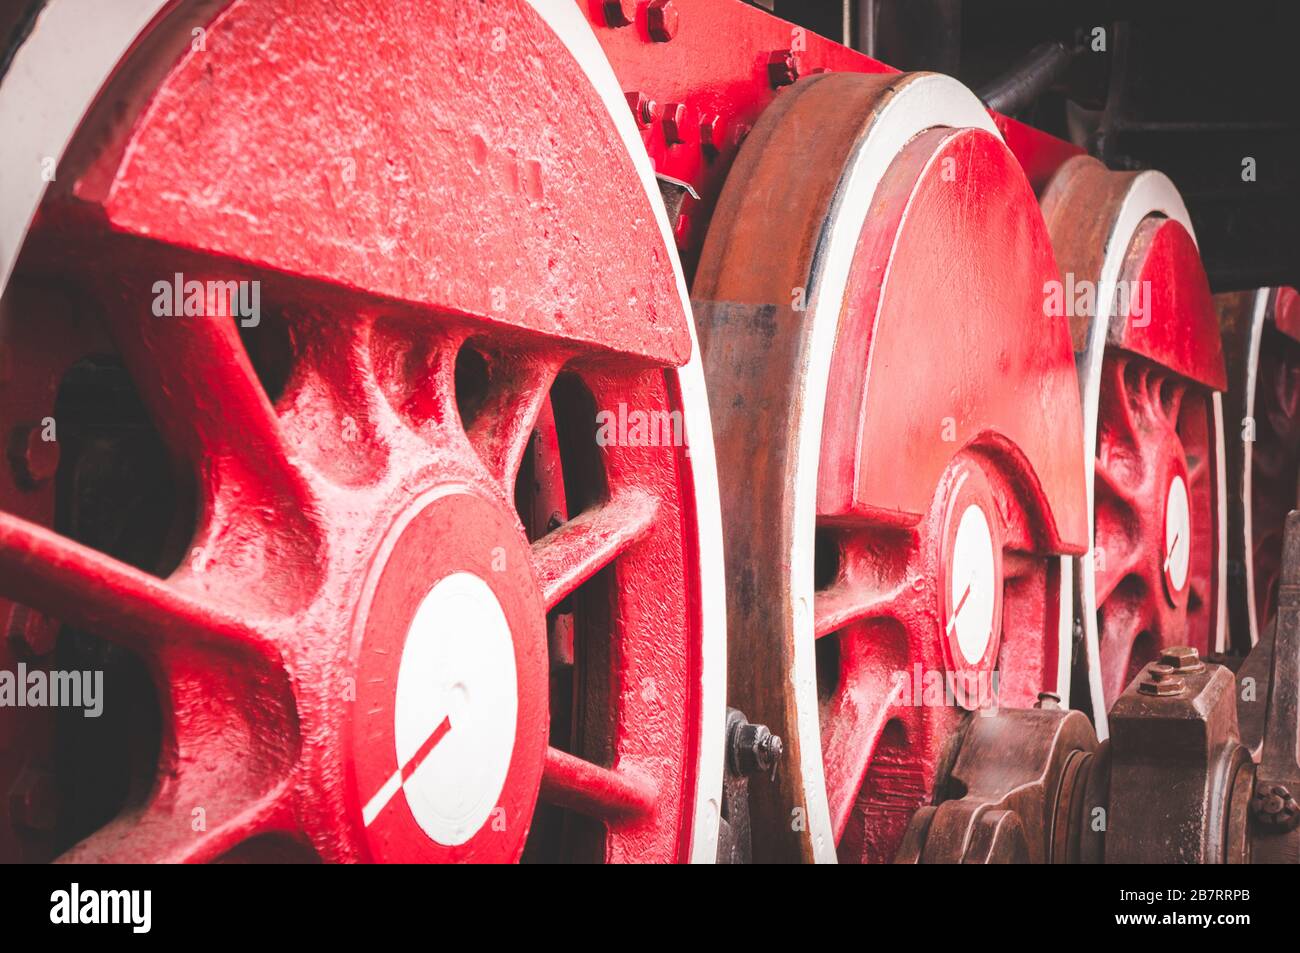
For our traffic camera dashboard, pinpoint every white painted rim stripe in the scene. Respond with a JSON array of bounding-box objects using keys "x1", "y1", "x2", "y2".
[
  {"x1": 797, "y1": 73, "x2": 1002, "y2": 863},
  {"x1": 1241, "y1": 288, "x2": 1270, "y2": 647},
  {"x1": 1211, "y1": 390, "x2": 1229, "y2": 652},
  {"x1": 526, "y1": 0, "x2": 727, "y2": 863},
  {"x1": 0, "y1": 0, "x2": 173, "y2": 293}
]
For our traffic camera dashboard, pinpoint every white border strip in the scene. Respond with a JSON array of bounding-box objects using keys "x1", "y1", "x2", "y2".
[
  {"x1": 1211, "y1": 390, "x2": 1229, "y2": 653},
  {"x1": 0, "y1": 0, "x2": 171, "y2": 293},
  {"x1": 1240, "y1": 288, "x2": 1269, "y2": 647}
]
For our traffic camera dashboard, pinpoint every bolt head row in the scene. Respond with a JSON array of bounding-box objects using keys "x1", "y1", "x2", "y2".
[
  {"x1": 1137, "y1": 647, "x2": 1206, "y2": 696},
  {"x1": 625, "y1": 93, "x2": 703, "y2": 151},
  {"x1": 604, "y1": 0, "x2": 678, "y2": 42}
]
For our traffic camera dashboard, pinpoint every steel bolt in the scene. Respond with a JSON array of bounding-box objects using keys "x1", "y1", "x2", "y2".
[
  {"x1": 700, "y1": 113, "x2": 726, "y2": 155},
  {"x1": 767, "y1": 49, "x2": 800, "y2": 88},
  {"x1": 661, "y1": 102, "x2": 688, "y2": 145},
  {"x1": 8, "y1": 423, "x2": 59, "y2": 488},
  {"x1": 729, "y1": 716, "x2": 784, "y2": 778},
  {"x1": 1251, "y1": 782, "x2": 1300, "y2": 832},
  {"x1": 8, "y1": 765, "x2": 58, "y2": 833},
  {"x1": 646, "y1": 0, "x2": 679, "y2": 42},
  {"x1": 1158, "y1": 645, "x2": 1205, "y2": 674},
  {"x1": 602, "y1": 0, "x2": 635, "y2": 27},
  {"x1": 625, "y1": 91, "x2": 658, "y2": 128},
  {"x1": 1138, "y1": 662, "x2": 1186, "y2": 697}
]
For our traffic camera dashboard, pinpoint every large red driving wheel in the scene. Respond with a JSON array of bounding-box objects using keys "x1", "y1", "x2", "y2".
[
  {"x1": 1041, "y1": 158, "x2": 1228, "y2": 722},
  {"x1": 694, "y1": 71, "x2": 1088, "y2": 863},
  {"x1": 0, "y1": 0, "x2": 725, "y2": 863},
  {"x1": 1218, "y1": 287, "x2": 1300, "y2": 648}
]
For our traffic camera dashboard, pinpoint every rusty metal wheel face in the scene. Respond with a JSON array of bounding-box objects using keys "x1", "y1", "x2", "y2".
[
  {"x1": 1041, "y1": 158, "x2": 1228, "y2": 720},
  {"x1": 0, "y1": 0, "x2": 726, "y2": 863},
  {"x1": 1219, "y1": 287, "x2": 1300, "y2": 647},
  {"x1": 695, "y1": 72, "x2": 1088, "y2": 864}
]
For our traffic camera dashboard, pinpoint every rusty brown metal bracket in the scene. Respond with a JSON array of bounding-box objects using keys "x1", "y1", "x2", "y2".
[
  {"x1": 1106, "y1": 648, "x2": 1253, "y2": 863},
  {"x1": 895, "y1": 703, "x2": 1102, "y2": 864},
  {"x1": 716, "y1": 708, "x2": 784, "y2": 864}
]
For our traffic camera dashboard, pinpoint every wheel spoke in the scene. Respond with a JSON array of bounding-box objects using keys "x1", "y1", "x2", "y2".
[
  {"x1": 1094, "y1": 548, "x2": 1144, "y2": 607},
  {"x1": 815, "y1": 578, "x2": 910, "y2": 639},
  {"x1": 57, "y1": 783, "x2": 292, "y2": 864},
  {"x1": 465, "y1": 354, "x2": 565, "y2": 489},
  {"x1": 0, "y1": 512, "x2": 275, "y2": 660},
  {"x1": 98, "y1": 277, "x2": 312, "y2": 512},
  {"x1": 1161, "y1": 378, "x2": 1187, "y2": 429},
  {"x1": 531, "y1": 491, "x2": 659, "y2": 611},
  {"x1": 821, "y1": 647, "x2": 909, "y2": 840},
  {"x1": 390, "y1": 326, "x2": 466, "y2": 433},
  {"x1": 538, "y1": 747, "x2": 656, "y2": 823},
  {"x1": 1094, "y1": 452, "x2": 1144, "y2": 513},
  {"x1": 1099, "y1": 360, "x2": 1143, "y2": 455},
  {"x1": 57, "y1": 642, "x2": 298, "y2": 864},
  {"x1": 274, "y1": 312, "x2": 427, "y2": 486},
  {"x1": 1099, "y1": 595, "x2": 1155, "y2": 697},
  {"x1": 284, "y1": 314, "x2": 382, "y2": 434}
]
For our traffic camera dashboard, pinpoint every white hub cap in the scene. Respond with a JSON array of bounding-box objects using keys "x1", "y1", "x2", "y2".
[
  {"x1": 1164, "y1": 473, "x2": 1191, "y2": 596},
  {"x1": 949, "y1": 504, "x2": 998, "y2": 665},
  {"x1": 391, "y1": 571, "x2": 518, "y2": 845}
]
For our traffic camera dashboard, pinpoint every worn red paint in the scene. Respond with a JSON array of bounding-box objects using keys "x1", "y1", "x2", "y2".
[{"x1": 1, "y1": 0, "x2": 714, "y2": 864}]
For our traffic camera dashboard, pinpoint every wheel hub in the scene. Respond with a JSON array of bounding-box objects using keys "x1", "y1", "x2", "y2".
[
  {"x1": 1162, "y1": 469, "x2": 1192, "y2": 604},
  {"x1": 349, "y1": 489, "x2": 548, "y2": 862},
  {"x1": 940, "y1": 468, "x2": 1005, "y2": 684}
]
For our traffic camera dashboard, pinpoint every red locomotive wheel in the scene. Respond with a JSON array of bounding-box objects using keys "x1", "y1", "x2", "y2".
[
  {"x1": 0, "y1": 0, "x2": 726, "y2": 863},
  {"x1": 694, "y1": 71, "x2": 1089, "y2": 863},
  {"x1": 1218, "y1": 286, "x2": 1300, "y2": 649},
  {"x1": 1041, "y1": 158, "x2": 1228, "y2": 724}
]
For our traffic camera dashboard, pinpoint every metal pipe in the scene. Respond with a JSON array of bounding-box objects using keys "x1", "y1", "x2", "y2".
[{"x1": 977, "y1": 40, "x2": 1074, "y2": 116}]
